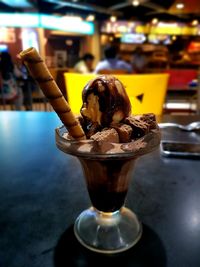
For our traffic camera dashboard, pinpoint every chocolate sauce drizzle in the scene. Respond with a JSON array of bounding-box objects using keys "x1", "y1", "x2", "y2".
[{"x1": 81, "y1": 76, "x2": 131, "y2": 127}]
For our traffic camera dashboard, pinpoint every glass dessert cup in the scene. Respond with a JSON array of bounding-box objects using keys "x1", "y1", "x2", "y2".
[{"x1": 56, "y1": 126, "x2": 160, "y2": 254}]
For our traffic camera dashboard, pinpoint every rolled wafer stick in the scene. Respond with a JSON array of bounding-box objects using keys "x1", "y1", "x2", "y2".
[{"x1": 19, "y1": 47, "x2": 86, "y2": 140}]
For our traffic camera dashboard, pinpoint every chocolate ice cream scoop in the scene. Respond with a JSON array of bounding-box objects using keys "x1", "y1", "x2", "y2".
[{"x1": 81, "y1": 75, "x2": 131, "y2": 127}]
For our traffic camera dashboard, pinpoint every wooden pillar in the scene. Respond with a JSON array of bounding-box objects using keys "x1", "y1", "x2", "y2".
[
  {"x1": 80, "y1": 22, "x2": 100, "y2": 67},
  {"x1": 37, "y1": 28, "x2": 46, "y2": 59}
]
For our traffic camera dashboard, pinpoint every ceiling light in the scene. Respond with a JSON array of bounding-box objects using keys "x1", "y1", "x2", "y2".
[
  {"x1": 110, "y1": 16, "x2": 117, "y2": 22},
  {"x1": 132, "y1": 0, "x2": 139, "y2": 6},
  {"x1": 176, "y1": 2, "x2": 184, "y2": 9},
  {"x1": 152, "y1": 18, "x2": 158, "y2": 25},
  {"x1": 191, "y1": 20, "x2": 198, "y2": 26},
  {"x1": 172, "y1": 35, "x2": 177, "y2": 41},
  {"x1": 86, "y1": 14, "x2": 95, "y2": 22}
]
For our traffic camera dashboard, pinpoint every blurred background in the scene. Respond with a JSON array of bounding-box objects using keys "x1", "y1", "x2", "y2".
[{"x1": 0, "y1": 0, "x2": 200, "y2": 115}]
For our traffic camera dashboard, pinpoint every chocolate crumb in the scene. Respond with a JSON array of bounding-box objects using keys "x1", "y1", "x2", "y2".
[
  {"x1": 111, "y1": 123, "x2": 132, "y2": 143},
  {"x1": 124, "y1": 116, "x2": 149, "y2": 139},
  {"x1": 90, "y1": 128, "x2": 119, "y2": 143},
  {"x1": 141, "y1": 113, "x2": 157, "y2": 129}
]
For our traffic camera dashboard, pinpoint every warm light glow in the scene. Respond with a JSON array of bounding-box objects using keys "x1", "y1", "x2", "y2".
[
  {"x1": 128, "y1": 22, "x2": 135, "y2": 28},
  {"x1": 158, "y1": 22, "x2": 177, "y2": 28},
  {"x1": 132, "y1": 0, "x2": 139, "y2": 6},
  {"x1": 110, "y1": 16, "x2": 117, "y2": 22},
  {"x1": 152, "y1": 18, "x2": 158, "y2": 25},
  {"x1": 0, "y1": 27, "x2": 15, "y2": 43},
  {"x1": 65, "y1": 39, "x2": 73, "y2": 46},
  {"x1": 176, "y1": 2, "x2": 184, "y2": 9},
  {"x1": 86, "y1": 14, "x2": 95, "y2": 22},
  {"x1": 192, "y1": 20, "x2": 198, "y2": 26},
  {"x1": 172, "y1": 35, "x2": 177, "y2": 40},
  {"x1": 115, "y1": 33, "x2": 122, "y2": 38},
  {"x1": 117, "y1": 25, "x2": 128, "y2": 33}
]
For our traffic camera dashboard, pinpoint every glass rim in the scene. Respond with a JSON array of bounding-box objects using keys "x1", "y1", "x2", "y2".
[{"x1": 55, "y1": 125, "x2": 161, "y2": 159}]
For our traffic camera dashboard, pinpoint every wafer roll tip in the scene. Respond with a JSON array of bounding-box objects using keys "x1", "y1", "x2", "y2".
[
  {"x1": 19, "y1": 47, "x2": 36, "y2": 58},
  {"x1": 18, "y1": 47, "x2": 86, "y2": 140}
]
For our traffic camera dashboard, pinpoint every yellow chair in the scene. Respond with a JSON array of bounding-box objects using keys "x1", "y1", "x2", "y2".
[
  {"x1": 64, "y1": 73, "x2": 169, "y2": 115},
  {"x1": 97, "y1": 69, "x2": 130, "y2": 74}
]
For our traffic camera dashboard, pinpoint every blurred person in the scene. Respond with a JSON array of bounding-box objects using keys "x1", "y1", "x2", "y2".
[
  {"x1": 0, "y1": 51, "x2": 23, "y2": 109},
  {"x1": 74, "y1": 53, "x2": 95, "y2": 73},
  {"x1": 95, "y1": 45, "x2": 132, "y2": 74},
  {"x1": 148, "y1": 50, "x2": 168, "y2": 69},
  {"x1": 15, "y1": 61, "x2": 34, "y2": 111},
  {"x1": 131, "y1": 46, "x2": 148, "y2": 73}
]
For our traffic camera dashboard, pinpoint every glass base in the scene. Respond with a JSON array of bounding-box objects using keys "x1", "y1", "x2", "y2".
[{"x1": 74, "y1": 206, "x2": 142, "y2": 254}]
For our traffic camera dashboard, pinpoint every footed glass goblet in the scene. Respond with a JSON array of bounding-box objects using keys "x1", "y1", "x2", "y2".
[{"x1": 56, "y1": 126, "x2": 160, "y2": 254}]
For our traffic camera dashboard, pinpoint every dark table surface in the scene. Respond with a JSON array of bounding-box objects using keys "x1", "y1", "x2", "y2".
[{"x1": 0, "y1": 111, "x2": 200, "y2": 267}]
